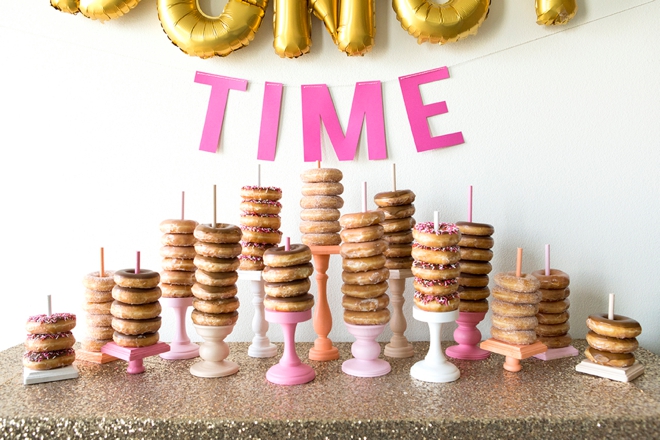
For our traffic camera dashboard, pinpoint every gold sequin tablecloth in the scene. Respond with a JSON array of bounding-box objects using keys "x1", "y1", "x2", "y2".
[{"x1": 1, "y1": 340, "x2": 659, "y2": 439}]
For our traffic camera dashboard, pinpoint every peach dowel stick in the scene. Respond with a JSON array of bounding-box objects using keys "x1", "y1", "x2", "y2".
[
  {"x1": 516, "y1": 248, "x2": 523, "y2": 278},
  {"x1": 136, "y1": 251, "x2": 141, "y2": 275},
  {"x1": 392, "y1": 163, "x2": 397, "y2": 191},
  {"x1": 362, "y1": 182, "x2": 367, "y2": 213},
  {"x1": 100, "y1": 247, "x2": 105, "y2": 278},
  {"x1": 47, "y1": 295, "x2": 52, "y2": 316},
  {"x1": 468, "y1": 185, "x2": 473, "y2": 223},
  {"x1": 545, "y1": 244, "x2": 550, "y2": 276},
  {"x1": 213, "y1": 185, "x2": 217, "y2": 228},
  {"x1": 608, "y1": 294, "x2": 615, "y2": 320},
  {"x1": 181, "y1": 191, "x2": 185, "y2": 220},
  {"x1": 316, "y1": 160, "x2": 320, "y2": 168}
]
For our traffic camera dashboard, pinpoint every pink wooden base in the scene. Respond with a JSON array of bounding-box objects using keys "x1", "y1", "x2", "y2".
[
  {"x1": 534, "y1": 345, "x2": 579, "y2": 360},
  {"x1": 160, "y1": 297, "x2": 199, "y2": 360},
  {"x1": 446, "y1": 311, "x2": 490, "y2": 360},
  {"x1": 308, "y1": 246, "x2": 340, "y2": 362},
  {"x1": 265, "y1": 309, "x2": 315, "y2": 386},
  {"x1": 342, "y1": 324, "x2": 390, "y2": 378},
  {"x1": 101, "y1": 342, "x2": 170, "y2": 374},
  {"x1": 75, "y1": 349, "x2": 118, "y2": 364},
  {"x1": 480, "y1": 338, "x2": 547, "y2": 372}
]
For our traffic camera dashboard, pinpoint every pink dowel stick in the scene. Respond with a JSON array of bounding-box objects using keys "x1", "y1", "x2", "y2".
[
  {"x1": 181, "y1": 191, "x2": 185, "y2": 220},
  {"x1": 545, "y1": 244, "x2": 551, "y2": 276},
  {"x1": 468, "y1": 185, "x2": 473, "y2": 223},
  {"x1": 362, "y1": 182, "x2": 367, "y2": 213},
  {"x1": 285, "y1": 237, "x2": 290, "y2": 251},
  {"x1": 608, "y1": 294, "x2": 615, "y2": 320},
  {"x1": 136, "y1": 251, "x2": 141, "y2": 275},
  {"x1": 392, "y1": 163, "x2": 397, "y2": 191},
  {"x1": 516, "y1": 248, "x2": 522, "y2": 278}
]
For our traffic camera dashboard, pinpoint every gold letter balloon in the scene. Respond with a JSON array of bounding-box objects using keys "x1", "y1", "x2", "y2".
[
  {"x1": 392, "y1": 0, "x2": 490, "y2": 45},
  {"x1": 158, "y1": 0, "x2": 268, "y2": 58},
  {"x1": 535, "y1": 0, "x2": 577, "y2": 26},
  {"x1": 50, "y1": 0, "x2": 142, "y2": 21}
]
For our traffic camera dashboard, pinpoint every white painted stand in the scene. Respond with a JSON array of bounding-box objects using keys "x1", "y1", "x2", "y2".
[
  {"x1": 576, "y1": 359, "x2": 645, "y2": 383},
  {"x1": 238, "y1": 270, "x2": 277, "y2": 358},
  {"x1": 534, "y1": 345, "x2": 579, "y2": 361},
  {"x1": 23, "y1": 365, "x2": 79, "y2": 385},
  {"x1": 384, "y1": 269, "x2": 414, "y2": 358},
  {"x1": 411, "y1": 307, "x2": 460, "y2": 383}
]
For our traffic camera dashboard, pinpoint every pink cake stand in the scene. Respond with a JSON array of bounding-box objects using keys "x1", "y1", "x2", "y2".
[
  {"x1": 265, "y1": 309, "x2": 315, "y2": 385},
  {"x1": 238, "y1": 270, "x2": 278, "y2": 358},
  {"x1": 160, "y1": 297, "x2": 199, "y2": 360},
  {"x1": 308, "y1": 246, "x2": 340, "y2": 361},
  {"x1": 190, "y1": 323, "x2": 239, "y2": 378},
  {"x1": 411, "y1": 306, "x2": 460, "y2": 383},
  {"x1": 342, "y1": 324, "x2": 390, "y2": 378},
  {"x1": 101, "y1": 341, "x2": 170, "y2": 374},
  {"x1": 534, "y1": 345, "x2": 579, "y2": 360},
  {"x1": 384, "y1": 269, "x2": 414, "y2": 358},
  {"x1": 446, "y1": 311, "x2": 490, "y2": 360}
]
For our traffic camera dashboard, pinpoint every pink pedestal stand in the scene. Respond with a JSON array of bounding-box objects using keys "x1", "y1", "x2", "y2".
[
  {"x1": 308, "y1": 246, "x2": 340, "y2": 361},
  {"x1": 384, "y1": 269, "x2": 414, "y2": 358},
  {"x1": 238, "y1": 270, "x2": 277, "y2": 358},
  {"x1": 190, "y1": 324, "x2": 239, "y2": 378},
  {"x1": 411, "y1": 307, "x2": 460, "y2": 383},
  {"x1": 265, "y1": 309, "x2": 315, "y2": 385},
  {"x1": 534, "y1": 345, "x2": 579, "y2": 361},
  {"x1": 446, "y1": 311, "x2": 490, "y2": 360},
  {"x1": 342, "y1": 324, "x2": 390, "y2": 378},
  {"x1": 160, "y1": 297, "x2": 199, "y2": 360},
  {"x1": 101, "y1": 342, "x2": 170, "y2": 374}
]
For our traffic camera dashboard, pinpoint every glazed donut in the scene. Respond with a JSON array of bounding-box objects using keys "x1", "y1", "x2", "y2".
[
  {"x1": 264, "y1": 278, "x2": 311, "y2": 298},
  {"x1": 263, "y1": 244, "x2": 311, "y2": 267},
  {"x1": 81, "y1": 338, "x2": 111, "y2": 352},
  {"x1": 300, "y1": 208, "x2": 341, "y2": 222},
  {"x1": 373, "y1": 189, "x2": 416, "y2": 207},
  {"x1": 240, "y1": 199, "x2": 282, "y2": 215},
  {"x1": 531, "y1": 269, "x2": 570, "y2": 290},
  {"x1": 458, "y1": 261, "x2": 492, "y2": 275},
  {"x1": 377, "y1": 204, "x2": 415, "y2": 220},
  {"x1": 300, "y1": 195, "x2": 343, "y2": 210},
  {"x1": 537, "y1": 299, "x2": 570, "y2": 314},
  {"x1": 456, "y1": 221, "x2": 495, "y2": 236},
  {"x1": 194, "y1": 223, "x2": 243, "y2": 244},
  {"x1": 381, "y1": 217, "x2": 415, "y2": 234},
  {"x1": 341, "y1": 281, "x2": 389, "y2": 299},
  {"x1": 110, "y1": 301, "x2": 161, "y2": 320},
  {"x1": 383, "y1": 243, "x2": 412, "y2": 258},
  {"x1": 160, "y1": 284, "x2": 193, "y2": 298},
  {"x1": 193, "y1": 297, "x2": 240, "y2": 314},
  {"x1": 112, "y1": 285, "x2": 162, "y2": 305},
  {"x1": 413, "y1": 291, "x2": 460, "y2": 312},
  {"x1": 457, "y1": 235, "x2": 494, "y2": 250},
  {"x1": 339, "y1": 211, "x2": 385, "y2": 229},
  {"x1": 494, "y1": 272, "x2": 540, "y2": 293},
  {"x1": 191, "y1": 283, "x2": 238, "y2": 301},
  {"x1": 191, "y1": 310, "x2": 239, "y2": 327},
  {"x1": 299, "y1": 220, "x2": 341, "y2": 234},
  {"x1": 88, "y1": 326, "x2": 117, "y2": 340},
  {"x1": 412, "y1": 222, "x2": 461, "y2": 248},
  {"x1": 159, "y1": 219, "x2": 198, "y2": 234},
  {"x1": 112, "y1": 317, "x2": 161, "y2": 336},
  {"x1": 492, "y1": 285, "x2": 541, "y2": 304},
  {"x1": 114, "y1": 269, "x2": 160, "y2": 289},
  {"x1": 301, "y1": 182, "x2": 344, "y2": 196},
  {"x1": 411, "y1": 244, "x2": 460, "y2": 265},
  {"x1": 26, "y1": 313, "x2": 77, "y2": 334},
  {"x1": 159, "y1": 245, "x2": 197, "y2": 260},
  {"x1": 238, "y1": 255, "x2": 264, "y2": 271},
  {"x1": 301, "y1": 233, "x2": 342, "y2": 246},
  {"x1": 585, "y1": 346, "x2": 635, "y2": 368},
  {"x1": 457, "y1": 286, "x2": 490, "y2": 301},
  {"x1": 240, "y1": 226, "x2": 282, "y2": 244},
  {"x1": 82, "y1": 301, "x2": 113, "y2": 315},
  {"x1": 538, "y1": 334, "x2": 573, "y2": 349},
  {"x1": 344, "y1": 309, "x2": 390, "y2": 325},
  {"x1": 240, "y1": 185, "x2": 282, "y2": 201},
  {"x1": 264, "y1": 293, "x2": 314, "y2": 312},
  {"x1": 342, "y1": 267, "x2": 389, "y2": 285},
  {"x1": 23, "y1": 348, "x2": 75, "y2": 371},
  {"x1": 586, "y1": 331, "x2": 638, "y2": 354},
  {"x1": 342, "y1": 294, "x2": 389, "y2": 312},
  {"x1": 82, "y1": 271, "x2": 116, "y2": 291},
  {"x1": 537, "y1": 311, "x2": 569, "y2": 325},
  {"x1": 540, "y1": 287, "x2": 570, "y2": 302},
  {"x1": 24, "y1": 332, "x2": 75, "y2": 352},
  {"x1": 160, "y1": 270, "x2": 195, "y2": 286},
  {"x1": 413, "y1": 277, "x2": 459, "y2": 296},
  {"x1": 240, "y1": 241, "x2": 277, "y2": 257},
  {"x1": 86, "y1": 313, "x2": 112, "y2": 328},
  {"x1": 340, "y1": 239, "x2": 388, "y2": 258},
  {"x1": 458, "y1": 299, "x2": 489, "y2": 313},
  {"x1": 536, "y1": 322, "x2": 570, "y2": 337},
  {"x1": 459, "y1": 247, "x2": 493, "y2": 262},
  {"x1": 383, "y1": 230, "x2": 414, "y2": 244},
  {"x1": 161, "y1": 258, "x2": 196, "y2": 272},
  {"x1": 84, "y1": 288, "x2": 113, "y2": 303},
  {"x1": 240, "y1": 213, "x2": 281, "y2": 230},
  {"x1": 113, "y1": 331, "x2": 159, "y2": 348},
  {"x1": 384, "y1": 257, "x2": 414, "y2": 269},
  {"x1": 300, "y1": 167, "x2": 343, "y2": 183},
  {"x1": 193, "y1": 255, "x2": 240, "y2": 273},
  {"x1": 491, "y1": 328, "x2": 537, "y2": 345},
  {"x1": 492, "y1": 315, "x2": 538, "y2": 331},
  {"x1": 194, "y1": 242, "x2": 241, "y2": 260},
  {"x1": 491, "y1": 299, "x2": 539, "y2": 317},
  {"x1": 586, "y1": 313, "x2": 642, "y2": 339},
  {"x1": 194, "y1": 270, "x2": 238, "y2": 287},
  {"x1": 457, "y1": 273, "x2": 490, "y2": 288},
  {"x1": 160, "y1": 233, "x2": 197, "y2": 247},
  {"x1": 342, "y1": 254, "x2": 386, "y2": 272},
  {"x1": 263, "y1": 263, "x2": 314, "y2": 283},
  {"x1": 340, "y1": 225, "x2": 385, "y2": 243}
]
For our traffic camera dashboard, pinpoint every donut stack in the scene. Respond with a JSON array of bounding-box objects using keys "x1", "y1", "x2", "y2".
[
  {"x1": 299, "y1": 168, "x2": 344, "y2": 247},
  {"x1": 339, "y1": 211, "x2": 391, "y2": 326},
  {"x1": 490, "y1": 272, "x2": 541, "y2": 345},
  {"x1": 239, "y1": 186, "x2": 283, "y2": 271},
  {"x1": 262, "y1": 244, "x2": 315, "y2": 312},
  {"x1": 455, "y1": 222, "x2": 495, "y2": 314},
  {"x1": 410, "y1": 222, "x2": 462, "y2": 313},
  {"x1": 110, "y1": 269, "x2": 162, "y2": 348},
  {"x1": 81, "y1": 270, "x2": 116, "y2": 353},
  {"x1": 374, "y1": 190, "x2": 416, "y2": 270},
  {"x1": 531, "y1": 269, "x2": 572, "y2": 349},
  {"x1": 23, "y1": 313, "x2": 76, "y2": 371},
  {"x1": 191, "y1": 223, "x2": 242, "y2": 327},
  {"x1": 585, "y1": 313, "x2": 642, "y2": 368},
  {"x1": 159, "y1": 219, "x2": 199, "y2": 298}
]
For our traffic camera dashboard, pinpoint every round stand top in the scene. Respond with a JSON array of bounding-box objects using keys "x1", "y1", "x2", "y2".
[
  {"x1": 265, "y1": 308, "x2": 312, "y2": 324},
  {"x1": 160, "y1": 297, "x2": 193, "y2": 307},
  {"x1": 388, "y1": 269, "x2": 413, "y2": 280},
  {"x1": 413, "y1": 306, "x2": 459, "y2": 323}
]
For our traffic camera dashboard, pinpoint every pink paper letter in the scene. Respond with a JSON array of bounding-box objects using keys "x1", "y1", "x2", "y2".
[
  {"x1": 301, "y1": 81, "x2": 387, "y2": 162},
  {"x1": 399, "y1": 67, "x2": 464, "y2": 152},
  {"x1": 257, "y1": 82, "x2": 284, "y2": 161},
  {"x1": 194, "y1": 71, "x2": 248, "y2": 153}
]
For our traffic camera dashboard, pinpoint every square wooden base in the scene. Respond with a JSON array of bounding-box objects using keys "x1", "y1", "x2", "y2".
[
  {"x1": 534, "y1": 345, "x2": 579, "y2": 361},
  {"x1": 576, "y1": 359, "x2": 645, "y2": 382},
  {"x1": 75, "y1": 349, "x2": 118, "y2": 364},
  {"x1": 480, "y1": 339, "x2": 547, "y2": 359},
  {"x1": 23, "y1": 365, "x2": 79, "y2": 385}
]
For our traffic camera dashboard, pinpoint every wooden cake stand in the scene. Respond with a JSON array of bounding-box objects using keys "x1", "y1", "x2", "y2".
[
  {"x1": 411, "y1": 307, "x2": 460, "y2": 383},
  {"x1": 308, "y1": 245, "x2": 340, "y2": 361},
  {"x1": 265, "y1": 309, "x2": 315, "y2": 385},
  {"x1": 101, "y1": 342, "x2": 170, "y2": 374},
  {"x1": 384, "y1": 269, "x2": 414, "y2": 358},
  {"x1": 342, "y1": 323, "x2": 390, "y2": 378},
  {"x1": 190, "y1": 323, "x2": 239, "y2": 378},
  {"x1": 238, "y1": 270, "x2": 277, "y2": 358},
  {"x1": 480, "y1": 338, "x2": 547, "y2": 372},
  {"x1": 160, "y1": 297, "x2": 199, "y2": 360}
]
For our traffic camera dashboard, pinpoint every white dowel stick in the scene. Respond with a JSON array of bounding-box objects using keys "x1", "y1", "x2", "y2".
[
  {"x1": 47, "y1": 295, "x2": 52, "y2": 316},
  {"x1": 257, "y1": 164, "x2": 261, "y2": 187},
  {"x1": 362, "y1": 182, "x2": 367, "y2": 213},
  {"x1": 392, "y1": 163, "x2": 397, "y2": 191},
  {"x1": 608, "y1": 293, "x2": 615, "y2": 320},
  {"x1": 434, "y1": 211, "x2": 439, "y2": 232}
]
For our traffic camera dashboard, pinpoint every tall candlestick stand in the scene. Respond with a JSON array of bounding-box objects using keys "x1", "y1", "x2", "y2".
[
  {"x1": 384, "y1": 269, "x2": 414, "y2": 358},
  {"x1": 160, "y1": 297, "x2": 199, "y2": 360},
  {"x1": 239, "y1": 270, "x2": 277, "y2": 358},
  {"x1": 308, "y1": 245, "x2": 340, "y2": 361}
]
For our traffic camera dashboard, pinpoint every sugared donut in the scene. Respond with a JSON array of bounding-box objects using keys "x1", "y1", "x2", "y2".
[
  {"x1": 159, "y1": 219, "x2": 199, "y2": 234},
  {"x1": 87, "y1": 326, "x2": 114, "y2": 340},
  {"x1": 413, "y1": 277, "x2": 459, "y2": 296},
  {"x1": 344, "y1": 309, "x2": 390, "y2": 325},
  {"x1": 84, "y1": 289, "x2": 113, "y2": 303},
  {"x1": 110, "y1": 301, "x2": 161, "y2": 320},
  {"x1": 537, "y1": 311, "x2": 569, "y2": 325},
  {"x1": 492, "y1": 285, "x2": 541, "y2": 304},
  {"x1": 263, "y1": 244, "x2": 312, "y2": 267},
  {"x1": 301, "y1": 233, "x2": 342, "y2": 246},
  {"x1": 383, "y1": 230, "x2": 414, "y2": 244},
  {"x1": 586, "y1": 313, "x2": 642, "y2": 339},
  {"x1": 457, "y1": 286, "x2": 491, "y2": 301},
  {"x1": 159, "y1": 245, "x2": 197, "y2": 259},
  {"x1": 86, "y1": 313, "x2": 112, "y2": 328},
  {"x1": 81, "y1": 338, "x2": 111, "y2": 352},
  {"x1": 264, "y1": 293, "x2": 314, "y2": 312},
  {"x1": 381, "y1": 217, "x2": 415, "y2": 234},
  {"x1": 160, "y1": 233, "x2": 197, "y2": 247},
  {"x1": 300, "y1": 208, "x2": 341, "y2": 222},
  {"x1": 458, "y1": 260, "x2": 492, "y2": 275},
  {"x1": 537, "y1": 299, "x2": 570, "y2": 314},
  {"x1": 341, "y1": 267, "x2": 389, "y2": 285},
  {"x1": 300, "y1": 195, "x2": 344, "y2": 210},
  {"x1": 373, "y1": 190, "x2": 416, "y2": 207},
  {"x1": 112, "y1": 317, "x2": 162, "y2": 336},
  {"x1": 299, "y1": 220, "x2": 341, "y2": 234},
  {"x1": 531, "y1": 269, "x2": 570, "y2": 290},
  {"x1": 240, "y1": 213, "x2": 282, "y2": 230},
  {"x1": 384, "y1": 257, "x2": 414, "y2": 269},
  {"x1": 412, "y1": 222, "x2": 461, "y2": 248},
  {"x1": 191, "y1": 310, "x2": 239, "y2": 327},
  {"x1": 194, "y1": 223, "x2": 243, "y2": 244},
  {"x1": 82, "y1": 301, "x2": 112, "y2": 315},
  {"x1": 264, "y1": 278, "x2": 311, "y2": 298},
  {"x1": 82, "y1": 271, "x2": 116, "y2": 291},
  {"x1": 491, "y1": 328, "x2": 537, "y2": 345},
  {"x1": 540, "y1": 287, "x2": 570, "y2": 302},
  {"x1": 586, "y1": 331, "x2": 638, "y2": 354},
  {"x1": 112, "y1": 285, "x2": 162, "y2": 305},
  {"x1": 24, "y1": 332, "x2": 75, "y2": 352},
  {"x1": 342, "y1": 294, "x2": 389, "y2": 312},
  {"x1": 341, "y1": 281, "x2": 389, "y2": 299},
  {"x1": 340, "y1": 225, "x2": 385, "y2": 243},
  {"x1": 114, "y1": 269, "x2": 160, "y2": 289},
  {"x1": 457, "y1": 234, "x2": 494, "y2": 250},
  {"x1": 300, "y1": 167, "x2": 343, "y2": 183},
  {"x1": 193, "y1": 255, "x2": 240, "y2": 273},
  {"x1": 538, "y1": 334, "x2": 573, "y2": 349},
  {"x1": 342, "y1": 254, "x2": 387, "y2": 273},
  {"x1": 491, "y1": 299, "x2": 539, "y2": 317},
  {"x1": 455, "y1": 221, "x2": 495, "y2": 236},
  {"x1": 262, "y1": 263, "x2": 314, "y2": 283},
  {"x1": 240, "y1": 226, "x2": 282, "y2": 244},
  {"x1": 340, "y1": 239, "x2": 388, "y2": 258},
  {"x1": 410, "y1": 244, "x2": 460, "y2": 265},
  {"x1": 492, "y1": 315, "x2": 538, "y2": 331},
  {"x1": 458, "y1": 299, "x2": 489, "y2": 313},
  {"x1": 194, "y1": 270, "x2": 238, "y2": 287},
  {"x1": 377, "y1": 204, "x2": 415, "y2": 220},
  {"x1": 494, "y1": 272, "x2": 540, "y2": 293},
  {"x1": 383, "y1": 243, "x2": 413, "y2": 258},
  {"x1": 113, "y1": 331, "x2": 159, "y2": 348},
  {"x1": 459, "y1": 247, "x2": 493, "y2": 262},
  {"x1": 191, "y1": 283, "x2": 239, "y2": 301},
  {"x1": 161, "y1": 258, "x2": 196, "y2": 272},
  {"x1": 160, "y1": 270, "x2": 195, "y2": 286},
  {"x1": 413, "y1": 291, "x2": 460, "y2": 312},
  {"x1": 23, "y1": 348, "x2": 75, "y2": 370},
  {"x1": 240, "y1": 185, "x2": 282, "y2": 201},
  {"x1": 585, "y1": 346, "x2": 635, "y2": 368},
  {"x1": 536, "y1": 322, "x2": 570, "y2": 337},
  {"x1": 457, "y1": 273, "x2": 490, "y2": 288},
  {"x1": 193, "y1": 297, "x2": 240, "y2": 314},
  {"x1": 301, "y1": 182, "x2": 344, "y2": 196},
  {"x1": 26, "y1": 313, "x2": 76, "y2": 334}
]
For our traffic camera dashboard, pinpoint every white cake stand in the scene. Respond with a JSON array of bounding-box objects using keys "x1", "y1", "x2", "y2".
[{"x1": 411, "y1": 306, "x2": 460, "y2": 383}]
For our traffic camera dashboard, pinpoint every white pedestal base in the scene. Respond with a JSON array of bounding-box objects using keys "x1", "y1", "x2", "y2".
[
  {"x1": 576, "y1": 360, "x2": 645, "y2": 383},
  {"x1": 23, "y1": 365, "x2": 79, "y2": 385},
  {"x1": 239, "y1": 270, "x2": 278, "y2": 358},
  {"x1": 411, "y1": 307, "x2": 460, "y2": 383}
]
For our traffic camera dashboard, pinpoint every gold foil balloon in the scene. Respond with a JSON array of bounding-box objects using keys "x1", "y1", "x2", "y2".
[
  {"x1": 79, "y1": 0, "x2": 142, "y2": 21},
  {"x1": 310, "y1": 0, "x2": 338, "y2": 43},
  {"x1": 50, "y1": 0, "x2": 80, "y2": 14},
  {"x1": 273, "y1": 0, "x2": 312, "y2": 58},
  {"x1": 392, "y1": 0, "x2": 490, "y2": 45},
  {"x1": 536, "y1": 0, "x2": 577, "y2": 26},
  {"x1": 158, "y1": 0, "x2": 268, "y2": 58},
  {"x1": 337, "y1": 0, "x2": 375, "y2": 56}
]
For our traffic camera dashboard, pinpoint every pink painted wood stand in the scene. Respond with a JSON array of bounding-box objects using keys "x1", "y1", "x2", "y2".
[
  {"x1": 384, "y1": 269, "x2": 414, "y2": 358},
  {"x1": 101, "y1": 342, "x2": 170, "y2": 374},
  {"x1": 160, "y1": 297, "x2": 199, "y2": 360},
  {"x1": 308, "y1": 246, "x2": 340, "y2": 361},
  {"x1": 190, "y1": 324, "x2": 239, "y2": 378},
  {"x1": 238, "y1": 270, "x2": 277, "y2": 358},
  {"x1": 479, "y1": 339, "x2": 547, "y2": 372},
  {"x1": 534, "y1": 345, "x2": 579, "y2": 361},
  {"x1": 265, "y1": 309, "x2": 315, "y2": 386},
  {"x1": 446, "y1": 311, "x2": 490, "y2": 360},
  {"x1": 342, "y1": 324, "x2": 390, "y2": 378}
]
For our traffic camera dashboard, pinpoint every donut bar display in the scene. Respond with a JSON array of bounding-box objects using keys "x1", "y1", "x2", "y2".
[
  {"x1": 299, "y1": 167, "x2": 344, "y2": 246},
  {"x1": 490, "y1": 271, "x2": 541, "y2": 346},
  {"x1": 159, "y1": 219, "x2": 199, "y2": 298},
  {"x1": 239, "y1": 186, "x2": 283, "y2": 271},
  {"x1": 23, "y1": 313, "x2": 76, "y2": 371},
  {"x1": 532, "y1": 268, "x2": 574, "y2": 350},
  {"x1": 585, "y1": 314, "x2": 642, "y2": 367},
  {"x1": 80, "y1": 269, "x2": 116, "y2": 358},
  {"x1": 455, "y1": 221, "x2": 494, "y2": 314},
  {"x1": 374, "y1": 189, "x2": 416, "y2": 269},
  {"x1": 263, "y1": 244, "x2": 315, "y2": 312}
]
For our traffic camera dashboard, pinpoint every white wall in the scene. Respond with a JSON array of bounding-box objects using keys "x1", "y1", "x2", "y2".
[{"x1": 1, "y1": 0, "x2": 658, "y2": 355}]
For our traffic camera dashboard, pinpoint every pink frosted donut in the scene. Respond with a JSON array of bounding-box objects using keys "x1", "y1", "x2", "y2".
[
  {"x1": 412, "y1": 222, "x2": 461, "y2": 248},
  {"x1": 240, "y1": 185, "x2": 282, "y2": 201},
  {"x1": 411, "y1": 261, "x2": 460, "y2": 282}
]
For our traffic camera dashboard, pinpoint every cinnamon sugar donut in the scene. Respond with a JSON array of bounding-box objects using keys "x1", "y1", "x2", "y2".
[
  {"x1": 341, "y1": 281, "x2": 388, "y2": 299},
  {"x1": 263, "y1": 244, "x2": 312, "y2": 267},
  {"x1": 492, "y1": 285, "x2": 541, "y2": 304},
  {"x1": 110, "y1": 301, "x2": 161, "y2": 320},
  {"x1": 341, "y1": 267, "x2": 389, "y2": 285},
  {"x1": 492, "y1": 315, "x2": 538, "y2": 331},
  {"x1": 377, "y1": 204, "x2": 415, "y2": 220},
  {"x1": 455, "y1": 221, "x2": 494, "y2": 236},
  {"x1": 81, "y1": 338, "x2": 112, "y2": 352},
  {"x1": 340, "y1": 239, "x2": 388, "y2": 258},
  {"x1": 114, "y1": 269, "x2": 160, "y2": 289},
  {"x1": 300, "y1": 208, "x2": 341, "y2": 222},
  {"x1": 84, "y1": 289, "x2": 113, "y2": 303},
  {"x1": 531, "y1": 269, "x2": 570, "y2": 290},
  {"x1": 300, "y1": 168, "x2": 343, "y2": 183},
  {"x1": 413, "y1": 277, "x2": 459, "y2": 296},
  {"x1": 160, "y1": 233, "x2": 197, "y2": 247},
  {"x1": 494, "y1": 272, "x2": 540, "y2": 293},
  {"x1": 113, "y1": 331, "x2": 159, "y2": 348},
  {"x1": 191, "y1": 283, "x2": 238, "y2": 301},
  {"x1": 301, "y1": 182, "x2": 344, "y2": 196},
  {"x1": 491, "y1": 299, "x2": 538, "y2": 317},
  {"x1": 342, "y1": 254, "x2": 387, "y2": 272},
  {"x1": 193, "y1": 297, "x2": 240, "y2": 314},
  {"x1": 340, "y1": 225, "x2": 385, "y2": 243},
  {"x1": 194, "y1": 223, "x2": 243, "y2": 243},
  {"x1": 491, "y1": 328, "x2": 537, "y2": 345},
  {"x1": 300, "y1": 221, "x2": 341, "y2": 234},
  {"x1": 194, "y1": 270, "x2": 238, "y2": 287},
  {"x1": 112, "y1": 285, "x2": 162, "y2": 305},
  {"x1": 240, "y1": 185, "x2": 282, "y2": 201},
  {"x1": 458, "y1": 234, "x2": 494, "y2": 249},
  {"x1": 193, "y1": 255, "x2": 240, "y2": 273},
  {"x1": 413, "y1": 291, "x2": 459, "y2": 312},
  {"x1": 112, "y1": 317, "x2": 162, "y2": 335},
  {"x1": 88, "y1": 326, "x2": 116, "y2": 340},
  {"x1": 301, "y1": 233, "x2": 342, "y2": 246},
  {"x1": 159, "y1": 245, "x2": 197, "y2": 259},
  {"x1": 300, "y1": 195, "x2": 344, "y2": 210},
  {"x1": 344, "y1": 309, "x2": 390, "y2": 325},
  {"x1": 262, "y1": 263, "x2": 314, "y2": 283},
  {"x1": 240, "y1": 213, "x2": 281, "y2": 230},
  {"x1": 411, "y1": 244, "x2": 460, "y2": 265},
  {"x1": 264, "y1": 294, "x2": 314, "y2": 312},
  {"x1": 82, "y1": 301, "x2": 112, "y2": 315},
  {"x1": 160, "y1": 270, "x2": 195, "y2": 286},
  {"x1": 86, "y1": 313, "x2": 112, "y2": 328},
  {"x1": 264, "y1": 278, "x2": 311, "y2": 298},
  {"x1": 191, "y1": 310, "x2": 239, "y2": 326},
  {"x1": 586, "y1": 331, "x2": 638, "y2": 354},
  {"x1": 159, "y1": 219, "x2": 198, "y2": 234},
  {"x1": 82, "y1": 271, "x2": 116, "y2": 291},
  {"x1": 161, "y1": 258, "x2": 197, "y2": 272},
  {"x1": 586, "y1": 313, "x2": 642, "y2": 339},
  {"x1": 25, "y1": 332, "x2": 75, "y2": 352},
  {"x1": 342, "y1": 294, "x2": 389, "y2": 312},
  {"x1": 585, "y1": 346, "x2": 635, "y2": 368},
  {"x1": 23, "y1": 348, "x2": 75, "y2": 370},
  {"x1": 412, "y1": 222, "x2": 461, "y2": 248},
  {"x1": 373, "y1": 190, "x2": 415, "y2": 207}
]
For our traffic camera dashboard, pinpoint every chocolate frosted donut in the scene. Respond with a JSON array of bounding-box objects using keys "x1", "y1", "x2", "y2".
[
  {"x1": 377, "y1": 204, "x2": 415, "y2": 220},
  {"x1": 455, "y1": 221, "x2": 494, "y2": 236},
  {"x1": 263, "y1": 244, "x2": 312, "y2": 268},
  {"x1": 373, "y1": 189, "x2": 415, "y2": 207},
  {"x1": 112, "y1": 285, "x2": 162, "y2": 305},
  {"x1": 194, "y1": 223, "x2": 242, "y2": 244},
  {"x1": 264, "y1": 293, "x2": 314, "y2": 312},
  {"x1": 586, "y1": 313, "x2": 642, "y2": 339},
  {"x1": 113, "y1": 331, "x2": 159, "y2": 348},
  {"x1": 191, "y1": 310, "x2": 239, "y2": 327}
]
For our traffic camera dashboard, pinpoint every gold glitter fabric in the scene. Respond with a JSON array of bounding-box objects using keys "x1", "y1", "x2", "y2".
[{"x1": 1, "y1": 340, "x2": 660, "y2": 438}]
